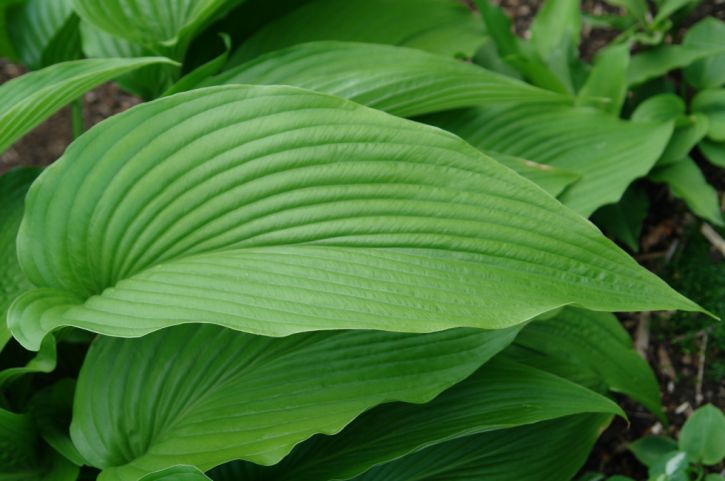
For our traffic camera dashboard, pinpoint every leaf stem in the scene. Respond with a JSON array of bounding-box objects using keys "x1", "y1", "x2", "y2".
[{"x1": 71, "y1": 98, "x2": 85, "y2": 139}]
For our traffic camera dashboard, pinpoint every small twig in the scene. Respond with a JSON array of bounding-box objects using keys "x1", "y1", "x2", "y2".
[
  {"x1": 695, "y1": 329, "x2": 709, "y2": 406},
  {"x1": 701, "y1": 223, "x2": 725, "y2": 257},
  {"x1": 635, "y1": 312, "x2": 650, "y2": 359}
]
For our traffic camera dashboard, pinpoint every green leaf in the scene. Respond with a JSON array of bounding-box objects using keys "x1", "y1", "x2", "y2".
[
  {"x1": 227, "y1": 357, "x2": 622, "y2": 481},
  {"x1": 79, "y1": 22, "x2": 180, "y2": 100},
  {"x1": 705, "y1": 475, "x2": 725, "y2": 481},
  {"x1": 485, "y1": 150, "x2": 581, "y2": 197},
  {"x1": 578, "y1": 44, "x2": 630, "y2": 115},
  {"x1": 653, "y1": 0, "x2": 694, "y2": 23},
  {"x1": 29, "y1": 379, "x2": 85, "y2": 467},
  {"x1": 0, "y1": 57, "x2": 175, "y2": 154},
  {"x1": 227, "y1": 0, "x2": 486, "y2": 66},
  {"x1": 72, "y1": 0, "x2": 243, "y2": 47},
  {"x1": 0, "y1": 407, "x2": 80, "y2": 480},
  {"x1": 684, "y1": 17, "x2": 725, "y2": 89},
  {"x1": 659, "y1": 113, "x2": 710, "y2": 165},
  {"x1": 592, "y1": 185, "x2": 649, "y2": 252},
  {"x1": 423, "y1": 104, "x2": 674, "y2": 216},
  {"x1": 8, "y1": 85, "x2": 701, "y2": 350},
  {"x1": 632, "y1": 93, "x2": 686, "y2": 123},
  {"x1": 605, "y1": 0, "x2": 648, "y2": 23},
  {"x1": 679, "y1": 404, "x2": 725, "y2": 465},
  {"x1": 140, "y1": 466, "x2": 211, "y2": 481},
  {"x1": 346, "y1": 414, "x2": 612, "y2": 481},
  {"x1": 162, "y1": 33, "x2": 231, "y2": 97},
  {"x1": 0, "y1": 335, "x2": 57, "y2": 388},
  {"x1": 6, "y1": 0, "x2": 81, "y2": 69},
  {"x1": 629, "y1": 436, "x2": 679, "y2": 467},
  {"x1": 0, "y1": 168, "x2": 39, "y2": 350},
  {"x1": 628, "y1": 44, "x2": 725, "y2": 86},
  {"x1": 202, "y1": 41, "x2": 567, "y2": 117},
  {"x1": 72, "y1": 323, "x2": 518, "y2": 479},
  {"x1": 607, "y1": 476, "x2": 637, "y2": 481},
  {"x1": 648, "y1": 451, "x2": 690, "y2": 481},
  {"x1": 530, "y1": 0, "x2": 582, "y2": 91},
  {"x1": 650, "y1": 157, "x2": 724, "y2": 226},
  {"x1": 505, "y1": 307, "x2": 665, "y2": 419},
  {"x1": 691, "y1": 89, "x2": 725, "y2": 141},
  {"x1": 700, "y1": 139, "x2": 725, "y2": 167}
]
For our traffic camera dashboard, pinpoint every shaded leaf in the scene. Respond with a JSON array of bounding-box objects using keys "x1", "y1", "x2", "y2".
[
  {"x1": 679, "y1": 404, "x2": 725, "y2": 465},
  {"x1": 699, "y1": 139, "x2": 725, "y2": 167},
  {"x1": 691, "y1": 88, "x2": 725, "y2": 141},
  {"x1": 629, "y1": 436, "x2": 678, "y2": 467},
  {"x1": 684, "y1": 17, "x2": 725, "y2": 89},
  {"x1": 650, "y1": 157, "x2": 724, "y2": 226},
  {"x1": 139, "y1": 466, "x2": 211, "y2": 481},
  {"x1": 72, "y1": 323, "x2": 518, "y2": 479},
  {"x1": 8, "y1": 85, "x2": 700, "y2": 350},
  {"x1": 423, "y1": 103, "x2": 674, "y2": 216},
  {"x1": 30, "y1": 379, "x2": 85, "y2": 466},
  {"x1": 6, "y1": 0, "x2": 81, "y2": 69},
  {"x1": 628, "y1": 44, "x2": 725, "y2": 86},
  {"x1": 223, "y1": 357, "x2": 622, "y2": 481},
  {"x1": 506, "y1": 307, "x2": 665, "y2": 419},
  {"x1": 227, "y1": 0, "x2": 485, "y2": 66},
  {"x1": 592, "y1": 185, "x2": 649, "y2": 252},
  {"x1": 163, "y1": 33, "x2": 231, "y2": 97},
  {"x1": 0, "y1": 57, "x2": 175, "y2": 153},
  {"x1": 659, "y1": 113, "x2": 710, "y2": 165}
]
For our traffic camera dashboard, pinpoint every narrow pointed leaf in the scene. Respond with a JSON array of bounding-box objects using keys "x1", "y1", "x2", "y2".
[
  {"x1": 348, "y1": 414, "x2": 612, "y2": 481},
  {"x1": 684, "y1": 17, "x2": 725, "y2": 89},
  {"x1": 203, "y1": 41, "x2": 567, "y2": 118},
  {"x1": 506, "y1": 307, "x2": 665, "y2": 418},
  {"x1": 227, "y1": 0, "x2": 485, "y2": 66},
  {"x1": 628, "y1": 43, "x2": 725, "y2": 87},
  {"x1": 423, "y1": 104, "x2": 673, "y2": 216},
  {"x1": 231, "y1": 358, "x2": 622, "y2": 481},
  {"x1": 72, "y1": 323, "x2": 518, "y2": 480},
  {"x1": 0, "y1": 57, "x2": 175, "y2": 154},
  {"x1": 578, "y1": 44, "x2": 630, "y2": 115},
  {"x1": 650, "y1": 157, "x2": 724, "y2": 226},
  {"x1": 8, "y1": 85, "x2": 700, "y2": 350},
  {"x1": 485, "y1": 150, "x2": 581, "y2": 197}
]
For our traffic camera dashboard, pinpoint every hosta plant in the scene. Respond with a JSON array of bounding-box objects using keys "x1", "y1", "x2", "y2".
[{"x1": 0, "y1": 1, "x2": 719, "y2": 480}]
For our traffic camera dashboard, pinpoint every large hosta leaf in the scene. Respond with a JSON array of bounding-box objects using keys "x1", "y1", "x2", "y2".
[
  {"x1": 222, "y1": 358, "x2": 621, "y2": 481},
  {"x1": 0, "y1": 168, "x2": 40, "y2": 350},
  {"x1": 227, "y1": 0, "x2": 485, "y2": 66},
  {"x1": 506, "y1": 307, "x2": 664, "y2": 418},
  {"x1": 0, "y1": 57, "x2": 175, "y2": 154},
  {"x1": 8, "y1": 85, "x2": 699, "y2": 349},
  {"x1": 346, "y1": 414, "x2": 611, "y2": 481},
  {"x1": 204, "y1": 41, "x2": 567, "y2": 118},
  {"x1": 423, "y1": 104, "x2": 674, "y2": 216},
  {"x1": 72, "y1": 0, "x2": 243, "y2": 46},
  {"x1": 71, "y1": 323, "x2": 518, "y2": 480}
]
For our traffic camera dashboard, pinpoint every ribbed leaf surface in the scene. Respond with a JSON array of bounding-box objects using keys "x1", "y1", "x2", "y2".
[
  {"x1": 423, "y1": 104, "x2": 673, "y2": 215},
  {"x1": 227, "y1": 0, "x2": 485, "y2": 66},
  {"x1": 140, "y1": 466, "x2": 211, "y2": 481},
  {"x1": 8, "y1": 85, "x2": 699, "y2": 350},
  {"x1": 228, "y1": 358, "x2": 621, "y2": 481},
  {"x1": 506, "y1": 307, "x2": 664, "y2": 418},
  {"x1": 205, "y1": 41, "x2": 566, "y2": 118},
  {"x1": 0, "y1": 168, "x2": 39, "y2": 349},
  {"x1": 0, "y1": 57, "x2": 175, "y2": 153},
  {"x1": 71, "y1": 323, "x2": 518, "y2": 480},
  {"x1": 348, "y1": 414, "x2": 611, "y2": 481},
  {"x1": 72, "y1": 0, "x2": 240, "y2": 46},
  {"x1": 6, "y1": 0, "x2": 80, "y2": 69}
]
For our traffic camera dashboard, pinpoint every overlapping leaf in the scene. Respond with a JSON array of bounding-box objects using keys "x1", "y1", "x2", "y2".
[
  {"x1": 423, "y1": 103, "x2": 674, "y2": 216},
  {"x1": 8, "y1": 85, "x2": 700, "y2": 350},
  {"x1": 222, "y1": 358, "x2": 621, "y2": 481},
  {"x1": 203, "y1": 41, "x2": 567, "y2": 117},
  {"x1": 0, "y1": 57, "x2": 175, "y2": 153},
  {"x1": 72, "y1": 0, "x2": 242, "y2": 46},
  {"x1": 71, "y1": 323, "x2": 518, "y2": 480},
  {"x1": 6, "y1": 0, "x2": 80, "y2": 69},
  {"x1": 505, "y1": 307, "x2": 664, "y2": 418},
  {"x1": 346, "y1": 415, "x2": 611, "y2": 481},
  {"x1": 0, "y1": 168, "x2": 40, "y2": 349},
  {"x1": 227, "y1": 0, "x2": 486, "y2": 66}
]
